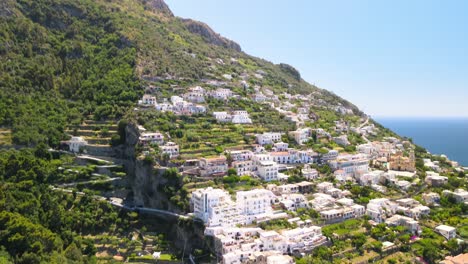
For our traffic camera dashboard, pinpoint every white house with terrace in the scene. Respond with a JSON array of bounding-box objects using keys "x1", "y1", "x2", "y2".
[
  {"x1": 255, "y1": 132, "x2": 282, "y2": 145},
  {"x1": 256, "y1": 160, "x2": 279, "y2": 181},
  {"x1": 208, "y1": 88, "x2": 234, "y2": 100},
  {"x1": 139, "y1": 94, "x2": 157, "y2": 106},
  {"x1": 366, "y1": 198, "x2": 398, "y2": 223},
  {"x1": 139, "y1": 132, "x2": 164, "y2": 146},
  {"x1": 212, "y1": 110, "x2": 252, "y2": 124},
  {"x1": 160, "y1": 142, "x2": 179, "y2": 158},
  {"x1": 329, "y1": 153, "x2": 369, "y2": 179},
  {"x1": 236, "y1": 189, "x2": 276, "y2": 224}
]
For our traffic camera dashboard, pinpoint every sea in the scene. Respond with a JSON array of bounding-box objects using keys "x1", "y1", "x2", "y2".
[{"x1": 375, "y1": 117, "x2": 468, "y2": 167}]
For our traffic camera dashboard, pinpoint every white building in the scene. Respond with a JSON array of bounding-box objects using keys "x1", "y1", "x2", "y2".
[
  {"x1": 160, "y1": 142, "x2": 179, "y2": 158},
  {"x1": 140, "y1": 94, "x2": 157, "y2": 106},
  {"x1": 422, "y1": 192, "x2": 440, "y2": 206},
  {"x1": 232, "y1": 160, "x2": 253, "y2": 176},
  {"x1": 329, "y1": 154, "x2": 369, "y2": 179},
  {"x1": 183, "y1": 86, "x2": 205, "y2": 103},
  {"x1": 226, "y1": 150, "x2": 253, "y2": 161},
  {"x1": 199, "y1": 156, "x2": 228, "y2": 177},
  {"x1": 231, "y1": 110, "x2": 252, "y2": 124},
  {"x1": 288, "y1": 128, "x2": 312, "y2": 145},
  {"x1": 359, "y1": 170, "x2": 385, "y2": 186},
  {"x1": 333, "y1": 135, "x2": 350, "y2": 146},
  {"x1": 213, "y1": 111, "x2": 231, "y2": 122},
  {"x1": 366, "y1": 198, "x2": 398, "y2": 223},
  {"x1": 236, "y1": 189, "x2": 276, "y2": 224},
  {"x1": 209, "y1": 88, "x2": 233, "y2": 100},
  {"x1": 257, "y1": 161, "x2": 279, "y2": 181},
  {"x1": 435, "y1": 225, "x2": 457, "y2": 240},
  {"x1": 317, "y1": 182, "x2": 334, "y2": 193},
  {"x1": 191, "y1": 187, "x2": 244, "y2": 227},
  {"x1": 280, "y1": 193, "x2": 308, "y2": 211},
  {"x1": 302, "y1": 165, "x2": 319, "y2": 180},
  {"x1": 67, "y1": 136, "x2": 88, "y2": 153},
  {"x1": 139, "y1": 132, "x2": 164, "y2": 145},
  {"x1": 425, "y1": 172, "x2": 448, "y2": 186},
  {"x1": 320, "y1": 207, "x2": 356, "y2": 223},
  {"x1": 213, "y1": 110, "x2": 252, "y2": 124},
  {"x1": 385, "y1": 215, "x2": 420, "y2": 235},
  {"x1": 273, "y1": 142, "x2": 289, "y2": 151},
  {"x1": 256, "y1": 132, "x2": 282, "y2": 145},
  {"x1": 442, "y1": 189, "x2": 468, "y2": 204}
]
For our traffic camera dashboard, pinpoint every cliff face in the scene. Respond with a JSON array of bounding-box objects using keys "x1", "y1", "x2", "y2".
[
  {"x1": 123, "y1": 123, "x2": 183, "y2": 212},
  {"x1": 181, "y1": 19, "x2": 242, "y2": 52}
]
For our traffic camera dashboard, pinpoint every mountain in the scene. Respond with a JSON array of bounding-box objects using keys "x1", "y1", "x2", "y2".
[{"x1": 0, "y1": 0, "x2": 364, "y2": 147}]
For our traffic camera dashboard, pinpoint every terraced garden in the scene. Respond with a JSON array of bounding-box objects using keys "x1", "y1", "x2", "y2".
[{"x1": 66, "y1": 119, "x2": 119, "y2": 146}]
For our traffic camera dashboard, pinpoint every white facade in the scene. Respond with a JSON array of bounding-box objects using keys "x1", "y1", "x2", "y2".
[
  {"x1": 302, "y1": 165, "x2": 319, "y2": 180},
  {"x1": 257, "y1": 161, "x2": 279, "y2": 181},
  {"x1": 68, "y1": 137, "x2": 88, "y2": 153},
  {"x1": 232, "y1": 160, "x2": 253, "y2": 176},
  {"x1": 139, "y1": 132, "x2": 164, "y2": 145},
  {"x1": 288, "y1": 128, "x2": 311, "y2": 145},
  {"x1": 231, "y1": 111, "x2": 252, "y2": 124},
  {"x1": 443, "y1": 189, "x2": 468, "y2": 204},
  {"x1": 256, "y1": 132, "x2": 282, "y2": 145},
  {"x1": 160, "y1": 142, "x2": 179, "y2": 158},
  {"x1": 209, "y1": 88, "x2": 233, "y2": 100},
  {"x1": 236, "y1": 189, "x2": 275, "y2": 224},
  {"x1": 140, "y1": 94, "x2": 157, "y2": 105},
  {"x1": 435, "y1": 225, "x2": 457, "y2": 240},
  {"x1": 191, "y1": 187, "x2": 244, "y2": 227},
  {"x1": 366, "y1": 198, "x2": 398, "y2": 223},
  {"x1": 329, "y1": 154, "x2": 369, "y2": 179},
  {"x1": 199, "y1": 156, "x2": 228, "y2": 177}
]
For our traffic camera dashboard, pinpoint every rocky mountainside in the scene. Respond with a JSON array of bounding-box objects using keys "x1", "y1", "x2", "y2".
[{"x1": 181, "y1": 18, "x2": 242, "y2": 52}]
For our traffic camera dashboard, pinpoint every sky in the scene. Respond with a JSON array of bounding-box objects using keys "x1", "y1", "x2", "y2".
[{"x1": 165, "y1": 0, "x2": 468, "y2": 118}]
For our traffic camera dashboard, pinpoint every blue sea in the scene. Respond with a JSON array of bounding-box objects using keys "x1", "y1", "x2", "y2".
[{"x1": 375, "y1": 117, "x2": 468, "y2": 167}]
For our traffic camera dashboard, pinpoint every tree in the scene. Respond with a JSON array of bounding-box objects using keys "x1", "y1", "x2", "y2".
[
  {"x1": 446, "y1": 239, "x2": 460, "y2": 255},
  {"x1": 64, "y1": 243, "x2": 82, "y2": 262},
  {"x1": 352, "y1": 233, "x2": 367, "y2": 253}
]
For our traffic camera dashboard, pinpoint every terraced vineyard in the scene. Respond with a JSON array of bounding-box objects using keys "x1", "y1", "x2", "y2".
[{"x1": 66, "y1": 119, "x2": 118, "y2": 147}]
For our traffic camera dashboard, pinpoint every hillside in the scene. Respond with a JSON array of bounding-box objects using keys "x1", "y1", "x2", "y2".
[
  {"x1": 1, "y1": 1, "x2": 466, "y2": 264},
  {"x1": 0, "y1": 0, "x2": 364, "y2": 147}
]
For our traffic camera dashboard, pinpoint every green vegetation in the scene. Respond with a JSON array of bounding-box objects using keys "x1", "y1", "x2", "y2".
[{"x1": 0, "y1": 0, "x2": 142, "y2": 146}]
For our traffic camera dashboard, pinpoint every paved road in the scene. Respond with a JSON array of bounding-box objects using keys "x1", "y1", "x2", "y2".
[
  {"x1": 358, "y1": 117, "x2": 371, "y2": 143},
  {"x1": 51, "y1": 185, "x2": 190, "y2": 220},
  {"x1": 58, "y1": 177, "x2": 120, "y2": 187}
]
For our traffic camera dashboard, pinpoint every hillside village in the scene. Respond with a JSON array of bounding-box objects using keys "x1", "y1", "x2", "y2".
[
  {"x1": 1, "y1": 0, "x2": 467, "y2": 263},
  {"x1": 64, "y1": 70, "x2": 467, "y2": 263}
]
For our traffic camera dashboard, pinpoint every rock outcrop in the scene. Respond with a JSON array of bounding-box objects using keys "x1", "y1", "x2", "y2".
[
  {"x1": 182, "y1": 19, "x2": 242, "y2": 52},
  {"x1": 143, "y1": 0, "x2": 173, "y2": 16},
  {"x1": 0, "y1": 0, "x2": 15, "y2": 18}
]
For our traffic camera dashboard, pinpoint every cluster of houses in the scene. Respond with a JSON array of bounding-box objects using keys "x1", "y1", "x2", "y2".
[
  {"x1": 133, "y1": 79, "x2": 468, "y2": 263},
  {"x1": 138, "y1": 130, "x2": 180, "y2": 158},
  {"x1": 213, "y1": 110, "x2": 253, "y2": 124},
  {"x1": 189, "y1": 132, "x2": 322, "y2": 180},
  {"x1": 139, "y1": 94, "x2": 206, "y2": 115},
  {"x1": 191, "y1": 187, "x2": 328, "y2": 263},
  {"x1": 207, "y1": 226, "x2": 326, "y2": 264}
]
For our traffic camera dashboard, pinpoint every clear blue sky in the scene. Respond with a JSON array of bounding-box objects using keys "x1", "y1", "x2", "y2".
[{"x1": 166, "y1": 0, "x2": 468, "y2": 117}]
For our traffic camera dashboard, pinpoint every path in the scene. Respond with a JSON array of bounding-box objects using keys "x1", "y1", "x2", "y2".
[{"x1": 50, "y1": 186, "x2": 190, "y2": 220}]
